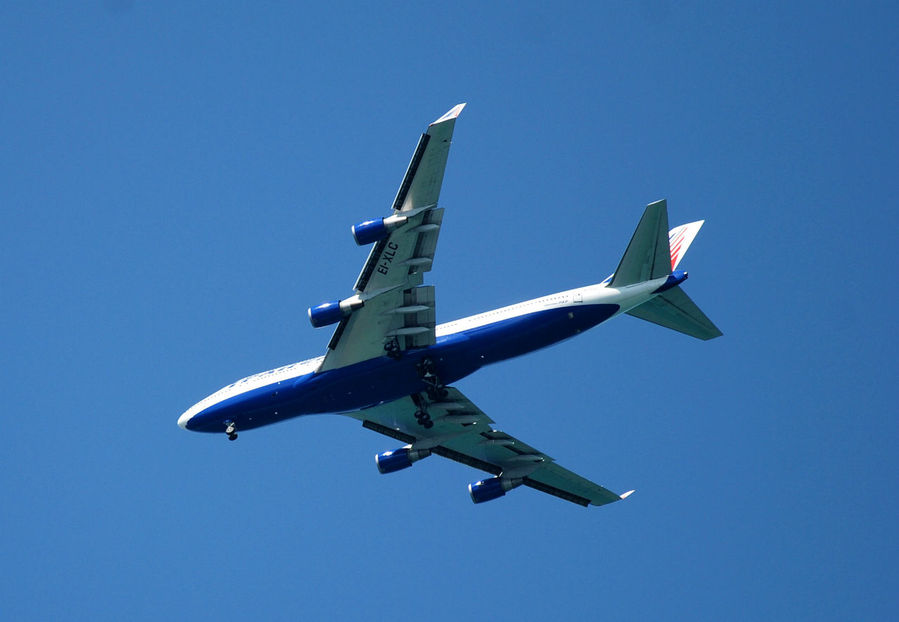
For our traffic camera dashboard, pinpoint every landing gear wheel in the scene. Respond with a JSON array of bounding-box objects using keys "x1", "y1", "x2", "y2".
[
  {"x1": 419, "y1": 358, "x2": 447, "y2": 400},
  {"x1": 384, "y1": 338, "x2": 402, "y2": 360},
  {"x1": 414, "y1": 410, "x2": 434, "y2": 429},
  {"x1": 417, "y1": 358, "x2": 437, "y2": 380},
  {"x1": 427, "y1": 386, "x2": 449, "y2": 400},
  {"x1": 225, "y1": 421, "x2": 237, "y2": 441}
]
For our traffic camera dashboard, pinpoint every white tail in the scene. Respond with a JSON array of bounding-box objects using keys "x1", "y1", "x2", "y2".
[
  {"x1": 610, "y1": 199, "x2": 722, "y2": 340},
  {"x1": 668, "y1": 220, "x2": 704, "y2": 271}
]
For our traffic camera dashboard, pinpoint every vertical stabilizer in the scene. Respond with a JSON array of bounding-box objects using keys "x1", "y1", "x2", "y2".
[{"x1": 609, "y1": 200, "x2": 671, "y2": 287}]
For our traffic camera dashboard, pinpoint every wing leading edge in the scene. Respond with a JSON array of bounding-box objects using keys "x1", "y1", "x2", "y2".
[
  {"x1": 348, "y1": 387, "x2": 631, "y2": 507},
  {"x1": 320, "y1": 105, "x2": 465, "y2": 371}
]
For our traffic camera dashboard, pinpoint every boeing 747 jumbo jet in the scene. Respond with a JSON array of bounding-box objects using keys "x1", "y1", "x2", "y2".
[{"x1": 179, "y1": 104, "x2": 722, "y2": 507}]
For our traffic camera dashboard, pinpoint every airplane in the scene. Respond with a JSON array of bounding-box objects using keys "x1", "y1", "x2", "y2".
[{"x1": 178, "y1": 103, "x2": 722, "y2": 508}]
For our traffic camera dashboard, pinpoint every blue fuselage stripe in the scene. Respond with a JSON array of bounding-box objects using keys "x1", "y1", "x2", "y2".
[{"x1": 185, "y1": 303, "x2": 619, "y2": 433}]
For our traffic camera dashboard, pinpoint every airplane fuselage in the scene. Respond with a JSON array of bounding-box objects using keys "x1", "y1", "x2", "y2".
[{"x1": 179, "y1": 275, "x2": 677, "y2": 435}]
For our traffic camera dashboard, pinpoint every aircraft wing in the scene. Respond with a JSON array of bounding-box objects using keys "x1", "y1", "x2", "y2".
[
  {"x1": 320, "y1": 104, "x2": 465, "y2": 371},
  {"x1": 347, "y1": 386, "x2": 630, "y2": 507}
]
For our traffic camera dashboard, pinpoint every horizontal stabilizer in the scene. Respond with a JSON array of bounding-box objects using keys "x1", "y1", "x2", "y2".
[
  {"x1": 627, "y1": 286, "x2": 722, "y2": 340},
  {"x1": 610, "y1": 200, "x2": 671, "y2": 288}
]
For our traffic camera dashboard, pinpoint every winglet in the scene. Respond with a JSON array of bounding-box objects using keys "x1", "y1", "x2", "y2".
[
  {"x1": 619, "y1": 490, "x2": 635, "y2": 500},
  {"x1": 431, "y1": 103, "x2": 466, "y2": 126}
]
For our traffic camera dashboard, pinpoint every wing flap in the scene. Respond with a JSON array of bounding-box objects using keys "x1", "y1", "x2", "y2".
[
  {"x1": 525, "y1": 462, "x2": 623, "y2": 507},
  {"x1": 431, "y1": 445, "x2": 502, "y2": 476},
  {"x1": 393, "y1": 285, "x2": 436, "y2": 348},
  {"x1": 522, "y1": 477, "x2": 592, "y2": 507}
]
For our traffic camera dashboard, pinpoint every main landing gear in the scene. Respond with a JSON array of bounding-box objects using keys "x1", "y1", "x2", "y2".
[
  {"x1": 410, "y1": 393, "x2": 434, "y2": 429},
  {"x1": 417, "y1": 358, "x2": 448, "y2": 401},
  {"x1": 384, "y1": 337, "x2": 402, "y2": 360},
  {"x1": 409, "y1": 358, "x2": 450, "y2": 430},
  {"x1": 225, "y1": 421, "x2": 238, "y2": 441}
]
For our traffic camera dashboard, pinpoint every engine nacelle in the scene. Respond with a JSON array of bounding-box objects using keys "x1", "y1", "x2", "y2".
[
  {"x1": 468, "y1": 477, "x2": 522, "y2": 504},
  {"x1": 307, "y1": 295, "x2": 364, "y2": 328},
  {"x1": 375, "y1": 446, "x2": 431, "y2": 474},
  {"x1": 351, "y1": 214, "x2": 408, "y2": 245}
]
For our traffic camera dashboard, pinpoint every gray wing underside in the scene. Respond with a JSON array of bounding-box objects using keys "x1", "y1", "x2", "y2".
[
  {"x1": 320, "y1": 105, "x2": 464, "y2": 372},
  {"x1": 347, "y1": 387, "x2": 627, "y2": 507}
]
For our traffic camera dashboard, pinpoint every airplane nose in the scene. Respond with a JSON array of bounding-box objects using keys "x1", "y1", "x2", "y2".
[{"x1": 177, "y1": 410, "x2": 192, "y2": 430}]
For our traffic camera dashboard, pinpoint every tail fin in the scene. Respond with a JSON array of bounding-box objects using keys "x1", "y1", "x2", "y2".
[
  {"x1": 609, "y1": 199, "x2": 670, "y2": 288},
  {"x1": 609, "y1": 200, "x2": 707, "y2": 286},
  {"x1": 668, "y1": 220, "x2": 704, "y2": 271},
  {"x1": 611, "y1": 199, "x2": 722, "y2": 340}
]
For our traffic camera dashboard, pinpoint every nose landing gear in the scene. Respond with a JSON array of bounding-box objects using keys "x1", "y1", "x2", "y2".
[{"x1": 225, "y1": 421, "x2": 238, "y2": 441}]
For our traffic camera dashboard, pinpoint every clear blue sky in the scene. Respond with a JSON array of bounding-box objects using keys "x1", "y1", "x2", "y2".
[{"x1": 2, "y1": 2, "x2": 896, "y2": 620}]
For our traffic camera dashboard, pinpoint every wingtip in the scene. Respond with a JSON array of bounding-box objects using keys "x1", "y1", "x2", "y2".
[
  {"x1": 619, "y1": 490, "x2": 635, "y2": 500},
  {"x1": 431, "y1": 103, "x2": 466, "y2": 125}
]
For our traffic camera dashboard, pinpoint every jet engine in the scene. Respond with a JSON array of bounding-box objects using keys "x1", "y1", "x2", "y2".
[
  {"x1": 375, "y1": 446, "x2": 431, "y2": 474},
  {"x1": 351, "y1": 214, "x2": 408, "y2": 245},
  {"x1": 307, "y1": 295, "x2": 364, "y2": 328},
  {"x1": 468, "y1": 477, "x2": 523, "y2": 504}
]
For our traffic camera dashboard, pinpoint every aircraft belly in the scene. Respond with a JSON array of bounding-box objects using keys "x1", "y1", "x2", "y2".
[
  {"x1": 294, "y1": 304, "x2": 619, "y2": 412},
  {"x1": 294, "y1": 341, "x2": 484, "y2": 414},
  {"x1": 185, "y1": 304, "x2": 617, "y2": 434},
  {"x1": 462, "y1": 304, "x2": 619, "y2": 365},
  {"x1": 296, "y1": 359, "x2": 426, "y2": 414}
]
